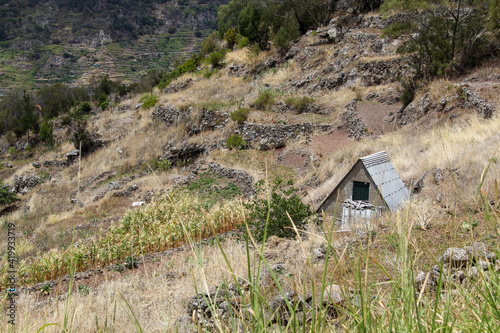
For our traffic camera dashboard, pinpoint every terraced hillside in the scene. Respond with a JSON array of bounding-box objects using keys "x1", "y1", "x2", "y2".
[
  {"x1": 0, "y1": 3, "x2": 499, "y2": 332},
  {"x1": 0, "y1": 0, "x2": 226, "y2": 90}
]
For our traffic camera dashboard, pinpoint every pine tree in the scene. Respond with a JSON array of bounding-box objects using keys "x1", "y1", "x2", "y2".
[{"x1": 19, "y1": 91, "x2": 39, "y2": 146}]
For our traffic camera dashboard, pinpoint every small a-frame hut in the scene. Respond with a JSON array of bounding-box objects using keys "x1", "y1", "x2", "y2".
[{"x1": 317, "y1": 151, "x2": 409, "y2": 227}]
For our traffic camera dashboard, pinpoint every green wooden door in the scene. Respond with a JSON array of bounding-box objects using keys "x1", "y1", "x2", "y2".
[{"x1": 352, "y1": 181, "x2": 370, "y2": 201}]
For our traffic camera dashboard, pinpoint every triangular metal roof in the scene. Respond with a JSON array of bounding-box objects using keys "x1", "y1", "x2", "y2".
[
  {"x1": 359, "y1": 151, "x2": 409, "y2": 211},
  {"x1": 317, "y1": 151, "x2": 409, "y2": 213}
]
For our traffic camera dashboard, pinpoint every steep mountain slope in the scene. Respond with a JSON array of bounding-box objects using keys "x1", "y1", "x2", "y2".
[
  {"x1": 0, "y1": 0, "x2": 227, "y2": 90},
  {"x1": 0, "y1": 9, "x2": 499, "y2": 332}
]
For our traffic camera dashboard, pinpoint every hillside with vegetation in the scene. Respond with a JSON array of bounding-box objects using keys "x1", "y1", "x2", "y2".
[
  {"x1": 0, "y1": 0, "x2": 500, "y2": 331},
  {"x1": 0, "y1": 0, "x2": 227, "y2": 91}
]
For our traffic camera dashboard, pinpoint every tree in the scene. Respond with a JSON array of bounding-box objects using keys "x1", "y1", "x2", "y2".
[
  {"x1": 382, "y1": 0, "x2": 499, "y2": 77},
  {"x1": 224, "y1": 28, "x2": 238, "y2": 49},
  {"x1": 218, "y1": 0, "x2": 336, "y2": 50},
  {"x1": 19, "y1": 90, "x2": 39, "y2": 145},
  {"x1": 36, "y1": 83, "x2": 74, "y2": 119},
  {"x1": 201, "y1": 31, "x2": 221, "y2": 55},
  {"x1": 71, "y1": 121, "x2": 99, "y2": 155},
  {"x1": 274, "y1": 14, "x2": 301, "y2": 50},
  {"x1": 39, "y1": 121, "x2": 55, "y2": 147}
]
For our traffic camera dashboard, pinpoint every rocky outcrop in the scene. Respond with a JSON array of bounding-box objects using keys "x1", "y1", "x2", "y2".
[
  {"x1": 164, "y1": 78, "x2": 193, "y2": 94},
  {"x1": 389, "y1": 94, "x2": 432, "y2": 126},
  {"x1": 113, "y1": 184, "x2": 139, "y2": 197},
  {"x1": 186, "y1": 110, "x2": 229, "y2": 136},
  {"x1": 180, "y1": 281, "x2": 345, "y2": 330},
  {"x1": 310, "y1": 72, "x2": 347, "y2": 92},
  {"x1": 236, "y1": 123, "x2": 333, "y2": 150},
  {"x1": 13, "y1": 175, "x2": 40, "y2": 193},
  {"x1": 162, "y1": 141, "x2": 207, "y2": 166},
  {"x1": 42, "y1": 160, "x2": 68, "y2": 168},
  {"x1": 457, "y1": 86, "x2": 495, "y2": 118},
  {"x1": 389, "y1": 85, "x2": 496, "y2": 126},
  {"x1": 360, "y1": 57, "x2": 410, "y2": 86},
  {"x1": 251, "y1": 59, "x2": 278, "y2": 74},
  {"x1": 151, "y1": 105, "x2": 191, "y2": 126},
  {"x1": 228, "y1": 62, "x2": 249, "y2": 76},
  {"x1": 415, "y1": 242, "x2": 498, "y2": 292}
]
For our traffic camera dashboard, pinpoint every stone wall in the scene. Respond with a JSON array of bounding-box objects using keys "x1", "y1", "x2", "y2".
[{"x1": 236, "y1": 123, "x2": 333, "y2": 150}]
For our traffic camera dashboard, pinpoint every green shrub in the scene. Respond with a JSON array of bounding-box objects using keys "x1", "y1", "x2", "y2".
[
  {"x1": 230, "y1": 108, "x2": 250, "y2": 124},
  {"x1": 71, "y1": 121, "x2": 99, "y2": 155},
  {"x1": 77, "y1": 284, "x2": 90, "y2": 296},
  {"x1": 5, "y1": 132, "x2": 16, "y2": 146},
  {"x1": 226, "y1": 134, "x2": 247, "y2": 150},
  {"x1": 202, "y1": 68, "x2": 219, "y2": 78},
  {"x1": 254, "y1": 90, "x2": 276, "y2": 110},
  {"x1": 284, "y1": 96, "x2": 315, "y2": 113},
  {"x1": 224, "y1": 28, "x2": 238, "y2": 49},
  {"x1": 201, "y1": 31, "x2": 220, "y2": 55},
  {"x1": 0, "y1": 180, "x2": 18, "y2": 206},
  {"x1": 237, "y1": 36, "x2": 250, "y2": 49},
  {"x1": 241, "y1": 178, "x2": 313, "y2": 242},
  {"x1": 39, "y1": 121, "x2": 55, "y2": 147},
  {"x1": 153, "y1": 158, "x2": 171, "y2": 171},
  {"x1": 100, "y1": 99, "x2": 109, "y2": 111},
  {"x1": 399, "y1": 77, "x2": 416, "y2": 108},
  {"x1": 38, "y1": 170, "x2": 51, "y2": 183},
  {"x1": 195, "y1": 30, "x2": 202, "y2": 38},
  {"x1": 8, "y1": 147, "x2": 15, "y2": 155},
  {"x1": 141, "y1": 94, "x2": 158, "y2": 109},
  {"x1": 98, "y1": 93, "x2": 109, "y2": 111},
  {"x1": 125, "y1": 255, "x2": 138, "y2": 269},
  {"x1": 208, "y1": 51, "x2": 225, "y2": 68},
  {"x1": 61, "y1": 115, "x2": 72, "y2": 126},
  {"x1": 40, "y1": 283, "x2": 51, "y2": 296},
  {"x1": 79, "y1": 102, "x2": 92, "y2": 113}
]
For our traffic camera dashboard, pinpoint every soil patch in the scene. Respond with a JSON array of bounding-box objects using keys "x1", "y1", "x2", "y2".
[
  {"x1": 356, "y1": 102, "x2": 401, "y2": 136},
  {"x1": 311, "y1": 128, "x2": 352, "y2": 158},
  {"x1": 275, "y1": 149, "x2": 309, "y2": 171}
]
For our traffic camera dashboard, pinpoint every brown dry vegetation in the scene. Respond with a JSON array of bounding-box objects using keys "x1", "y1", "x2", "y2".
[{"x1": 0, "y1": 17, "x2": 499, "y2": 332}]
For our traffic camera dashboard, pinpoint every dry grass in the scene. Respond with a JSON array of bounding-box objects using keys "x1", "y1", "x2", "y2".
[
  {"x1": 7, "y1": 223, "x2": 356, "y2": 332},
  {"x1": 2, "y1": 26, "x2": 500, "y2": 333},
  {"x1": 159, "y1": 75, "x2": 250, "y2": 107},
  {"x1": 261, "y1": 65, "x2": 299, "y2": 88},
  {"x1": 316, "y1": 86, "x2": 358, "y2": 111},
  {"x1": 358, "y1": 54, "x2": 401, "y2": 63},
  {"x1": 424, "y1": 78, "x2": 454, "y2": 101},
  {"x1": 308, "y1": 112, "x2": 500, "y2": 207},
  {"x1": 26, "y1": 181, "x2": 76, "y2": 218},
  {"x1": 225, "y1": 48, "x2": 251, "y2": 64}
]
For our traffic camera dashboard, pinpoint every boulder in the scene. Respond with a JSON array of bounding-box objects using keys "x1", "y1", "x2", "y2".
[
  {"x1": 442, "y1": 247, "x2": 469, "y2": 268},
  {"x1": 464, "y1": 242, "x2": 496, "y2": 262},
  {"x1": 108, "y1": 181, "x2": 123, "y2": 191},
  {"x1": 321, "y1": 284, "x2": 344, "y2": 306}
]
